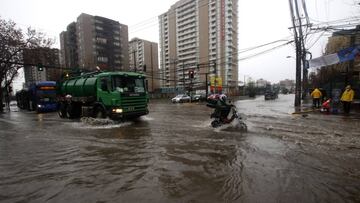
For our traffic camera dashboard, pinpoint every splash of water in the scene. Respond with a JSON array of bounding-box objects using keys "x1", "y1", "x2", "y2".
[
  {"x1": 214, "y1": 119, "x2": 248, "y2": 133},
  {"x1": 75, "y1": 117, "x2": 132, "y2": 129},
  {"x1": 140, "y1": 115, "x2": 154, "y2": 121}
]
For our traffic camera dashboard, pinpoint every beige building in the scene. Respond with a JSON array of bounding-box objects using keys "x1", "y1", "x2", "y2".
[
  {"x1": 159, "y1": 0, "x2": 238, "y2": 94},
  {"x1": 60, "y1": 13, "x2": 129, "y2": 72},
  {"x1": 129, "y1": 38, "x2": 160, "y2": 92}
]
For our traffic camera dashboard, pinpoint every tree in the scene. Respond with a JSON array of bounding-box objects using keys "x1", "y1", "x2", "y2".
[{"x1": 0, "y1": 17, "x2": 53, "y2": 112}]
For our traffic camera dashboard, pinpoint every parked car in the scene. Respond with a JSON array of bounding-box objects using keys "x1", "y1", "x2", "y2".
[
  {"x1": 171, "y1": 94, "x2": 191, "y2": 103},
  {"x1": 191, "y1": 94, "x2": 206, "y2": 102}
]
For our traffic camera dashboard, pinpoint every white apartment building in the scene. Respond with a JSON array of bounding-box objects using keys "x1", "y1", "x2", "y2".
[{"x1": 159, "y1": 0, "x2": 238, "y2": 94}]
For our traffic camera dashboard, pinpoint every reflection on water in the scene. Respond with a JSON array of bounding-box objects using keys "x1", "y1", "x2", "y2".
[{"x1": 0, "y1": 95, "x2": 359, "y2": 202}]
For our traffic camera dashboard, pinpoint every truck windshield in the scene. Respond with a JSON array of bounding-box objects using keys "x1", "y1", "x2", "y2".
[
  {"x1": 36, "y1": 90, "x2": 57, "y2": 102},
  {"x1": 112, "y1": 76, "x2": 145, "y2": 93}
]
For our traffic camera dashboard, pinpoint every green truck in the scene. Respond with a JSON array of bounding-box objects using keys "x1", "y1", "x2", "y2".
[{"x1": 58, "y1": 71, "x2": 149, "y2": 120}]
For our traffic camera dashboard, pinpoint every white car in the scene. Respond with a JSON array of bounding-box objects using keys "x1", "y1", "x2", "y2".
[{"x1": 171, "y1": 94, "x2": 191, "y2": 103}]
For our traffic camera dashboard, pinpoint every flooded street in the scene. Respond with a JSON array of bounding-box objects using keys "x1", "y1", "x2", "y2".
[{"x1": 0, "y1": 94, "x2": 359, "y2": 202}]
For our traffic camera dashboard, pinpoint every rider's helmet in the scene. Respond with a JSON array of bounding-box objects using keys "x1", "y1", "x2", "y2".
[{"x1": 219, "y1": 94, "x2": 227, "y2": 103}]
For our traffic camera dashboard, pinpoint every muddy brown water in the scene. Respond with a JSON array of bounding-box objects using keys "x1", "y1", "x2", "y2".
[{"x1": 0, "y1": 94, "x2": 359, "y2": 202}]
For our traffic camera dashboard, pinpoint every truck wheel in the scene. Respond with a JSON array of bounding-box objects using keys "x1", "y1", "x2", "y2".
[
  {"x1": 58, "y1": 103, "x2": 67, "y2": 118},
  {"x1": 71, "y1": 103, "x2": 81, "y2": 118},
  {"x1": 93, "y1": 106, "x2": 106, "y2": 119}
]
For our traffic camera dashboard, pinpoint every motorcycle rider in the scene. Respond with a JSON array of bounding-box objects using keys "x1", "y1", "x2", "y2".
[{"x1": 211, "y1": 94, "x2": 234, "y2": 123}]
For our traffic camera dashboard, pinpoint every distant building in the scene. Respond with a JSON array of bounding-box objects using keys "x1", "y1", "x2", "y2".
[
  {"x1": 256, "y1": 78, "x2": 270, "y2": 88},
  {"x1": 159, "y1": 0, "x2": 238, "y2": 94},
  {"x1": 60, "y1": 13, "x2": 129, "y2": 72},
  {"x1": 129, "y1": 38, "x2": 160, "y2": 92},
  {"x1": 279, "y1": 79, "x2": 295, "y2": 92},
  {"x1": 23, "y1": 48, "x2": 60, "y2": 86}
]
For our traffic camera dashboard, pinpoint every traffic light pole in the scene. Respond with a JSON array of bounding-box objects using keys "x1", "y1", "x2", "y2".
[
  {"x1": 205, "y1": 73, "x2": 209, "y2": 96},
  {"x1": 213, "y1": 60, "x2": 217, "y2": 94}
]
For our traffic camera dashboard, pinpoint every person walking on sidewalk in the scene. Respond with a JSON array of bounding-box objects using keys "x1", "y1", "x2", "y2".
[
  {"x1": 340, "y1": 85, "x2": 355, "y2": 114},
  {"x1": 311, "y1": 87, "x2": 322, "y2": 108}
]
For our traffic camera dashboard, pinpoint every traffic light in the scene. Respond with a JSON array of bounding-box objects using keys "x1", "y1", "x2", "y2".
[
  {"x1": 37, "y1": 63, "x2": 44, "y2": 71},
  {"x1": 143, "y1": 65, "x2": 147, "y2": 72},
  {"x1": 197, "y1": 64, "x2": 200, "y2": 70},
  {"x1": 189, "y1": 70, "x2": 194, "y2": 79}
]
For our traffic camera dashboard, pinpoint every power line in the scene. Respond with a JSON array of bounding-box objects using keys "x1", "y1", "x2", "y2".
[{"x1": 238, "y1": 41, "x2": 294, "y2": 61}]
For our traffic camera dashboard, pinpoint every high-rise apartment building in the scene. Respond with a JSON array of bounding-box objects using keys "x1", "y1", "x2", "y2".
[
  {"x1": 60, "y1": 22, "x2": 78, "y2": 69},
  {"x1": 129, "y1": 38, "x2": 160, "y2": 92},
  {"x1": 60, "y1": 13, "x2": 129, "y2": 72},
  {"x1": 23, "y1": 48, "x2": 60, "y2": 86},
  {"x1": 159, "y1": 0, "x2": 238, "y2": 94}
]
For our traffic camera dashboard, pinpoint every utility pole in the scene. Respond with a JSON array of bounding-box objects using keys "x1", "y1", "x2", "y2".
[
  {"x1": 205, "y1": 72, "x2": 209, "y2": 96},
  {"x1": 213, "y1": 60, "x2": 217, "y2": 94},
  {"x1": 244, "y1": 75, "x2": 246, "y2": 96},
  {"x1": 289, "y1": 0, "x2": 301, "y2": 107},
  {"x1": 150, "y1": 43, "x2": 154, "y2": 92},
  {"x1": 171, "y1": 58, "x2": 178, "y2": 91},
  {"x1": 182, "y1": 61, "x2": 185, "y2": 89},
  {"x1": 293, "y1": 0, "x2": 307, "y2": 100},
  {"x1": 132, "y1": 50, "x2": 137, "y2": 72}
]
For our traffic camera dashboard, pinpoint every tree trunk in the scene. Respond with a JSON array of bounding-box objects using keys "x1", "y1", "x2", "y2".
[{"x1": 0, "y1": 85, "x2": 3, "y2": 112}]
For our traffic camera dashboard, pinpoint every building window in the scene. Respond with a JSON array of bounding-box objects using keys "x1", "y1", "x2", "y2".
[
  {"x1": 95, "y1": 26, "x2": 103, "y2": 31},
  {"x1": 96, "y1": 37, "x2": 107, "y2": 44},
  {"x1": 97, "y1": 57, "x2": 108, "y2": 62}
]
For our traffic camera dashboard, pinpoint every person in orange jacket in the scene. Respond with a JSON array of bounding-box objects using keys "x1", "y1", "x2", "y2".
[
  {"x1": 311, "y1": 87, "x2": 322, "y2": 108},
  {"x1": 340, "y1": 85, "x2": 355, "y2": 114}
]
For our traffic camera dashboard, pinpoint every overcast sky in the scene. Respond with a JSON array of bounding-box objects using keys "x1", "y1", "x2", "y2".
[{"x1": 1, "y1": 0, "x2": 359, "y2": 90}]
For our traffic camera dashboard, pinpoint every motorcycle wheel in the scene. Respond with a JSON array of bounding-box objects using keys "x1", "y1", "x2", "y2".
[{"x1": 211, "y1": 120, "x2": 221, "y2": 128}]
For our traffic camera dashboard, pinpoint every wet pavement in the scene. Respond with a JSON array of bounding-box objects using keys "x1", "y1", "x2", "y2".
[{"x1": 0, "y1": 94, "x2": 359, "y2": 202}]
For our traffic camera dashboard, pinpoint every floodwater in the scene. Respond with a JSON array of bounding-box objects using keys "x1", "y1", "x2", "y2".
[{"x1": 0, "y1": 94, "x2": 359, "y2": 202}]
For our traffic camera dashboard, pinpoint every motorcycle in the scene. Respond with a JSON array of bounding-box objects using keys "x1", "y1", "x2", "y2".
[{"x1": 210, "y1": 105, "x2": 247, "y2": 130}]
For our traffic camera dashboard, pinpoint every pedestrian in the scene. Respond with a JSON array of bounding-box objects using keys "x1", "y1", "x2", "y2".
[
  {"x1": 311, "y1": 87, "x2": 322, "y2": 108},
  {"x1": 340, "y1": 85, "x2": 355, "y2": 114}
]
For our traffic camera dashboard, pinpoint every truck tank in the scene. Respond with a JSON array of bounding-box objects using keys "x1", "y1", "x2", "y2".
[{"x1": 61, "y1": 76, "x2": 97, "y2": 97}]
